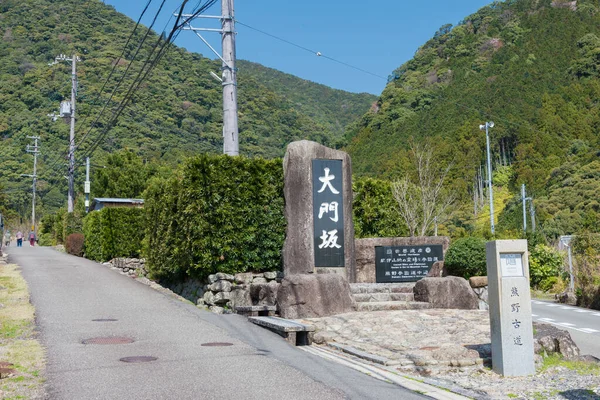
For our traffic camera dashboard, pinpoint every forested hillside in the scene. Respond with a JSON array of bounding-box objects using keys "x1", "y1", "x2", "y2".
[
  {"x1": 0, "y1": 0, "x2": 372, "y2": 220},
  {"x1": 346, "y1": 0, "x2": 600, "y2": 239}
]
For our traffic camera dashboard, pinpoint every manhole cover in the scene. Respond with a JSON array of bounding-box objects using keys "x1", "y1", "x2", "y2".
[
  {"x1": 120, "y1": 356, "x2": 157, "y2": 363},
  {"x1": 201, "y1": 342, "x2": 234, "y2": 347},
  {"x1": 0, "y1": 368, "x2": 16, "y2": 379},
  {"x1": 419, "y1": 346, "x2": 440, "y2": 351},
  {"x1": 92, "y1": 319, "x2": 118, "y2": 322},
  {"x1": 82, "y1": 337, "x2": 134, "y2": 345}
]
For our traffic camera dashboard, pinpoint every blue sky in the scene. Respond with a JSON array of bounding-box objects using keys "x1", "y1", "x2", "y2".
[{"x1": 104, "y1": 0, "x2": 493, "y2": 95}]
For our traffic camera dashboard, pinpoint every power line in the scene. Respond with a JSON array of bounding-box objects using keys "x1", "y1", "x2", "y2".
[{"x1": 234, "y1": 19, "x2": 388, "y2": 81}]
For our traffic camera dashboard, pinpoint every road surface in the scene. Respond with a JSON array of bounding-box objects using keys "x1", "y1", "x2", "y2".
[
  {"x1": 8, "y1": 246, "x2": 426, "y2": 400},
  {"x1": 532, "y1": 300, "x2": 600, "y2": 358}
]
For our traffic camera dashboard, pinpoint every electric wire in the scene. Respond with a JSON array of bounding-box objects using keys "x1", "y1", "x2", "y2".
[{"x1": 234, "y1": 20, "x2": 388, "y2": 81}]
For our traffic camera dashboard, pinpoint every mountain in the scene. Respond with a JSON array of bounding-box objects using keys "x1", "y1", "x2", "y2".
[
  {"x1": 0, "y1": 0, "x2": 374, "y2": 218},
  {"x1": 346, "y1": 0, "x2": 600, "y2": 238}
]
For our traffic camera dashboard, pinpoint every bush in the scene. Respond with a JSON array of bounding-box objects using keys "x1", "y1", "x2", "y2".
[
  {"x1": 83, "y1": 207, "x2": 145, "y2": 262},
  {"x1": 445, "y1": 236, "x2": 487, "y2": 279},
  {"x1": 353, "y1": 177, "x2": 407, "y2": 238},
  {"x1": 528, "y1": 244, "x2": 563, "y2": 289},
  {"x1": 144, "y1": 155, "x2": 286, "y2": 282},
  {"x1": 37, "y1": 233, "x2": 55, "y2": 247},
  {"x1": 66, "y1": 233, "x2": 84, "y2": 256},
  {"x1": 572, "y1": 232, "x2": 600, "y2": 309}
]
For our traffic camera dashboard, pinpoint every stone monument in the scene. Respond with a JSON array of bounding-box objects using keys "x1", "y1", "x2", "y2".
[
  {"x1": 277, "y1": 141, "x2": 355, "y2": 318},
  {"x1": 486, "y1": 239, "x2": 535, "y2": 376}
]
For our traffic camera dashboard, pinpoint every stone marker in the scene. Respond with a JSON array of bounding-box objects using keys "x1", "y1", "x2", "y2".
[
  {"x1": 486, "y1": 240, "x2": 535, "y2": 376},
  {"x1": 278, "y1": 141, "x2": 355, "y2": 318}
]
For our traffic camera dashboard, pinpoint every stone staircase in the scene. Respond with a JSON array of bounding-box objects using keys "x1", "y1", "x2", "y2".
[{"x1": 350, "y1": 283, "x2": 432, "y2": 312}]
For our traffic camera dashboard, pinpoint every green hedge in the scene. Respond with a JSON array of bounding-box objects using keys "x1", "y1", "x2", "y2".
[
  {"x1": 83, "y1": 207, "x2": 145, "y2": 262},
  {"x1": 144, "y1": 155, "x2": 285, "y2": 281},
  {"x1": 353, "y1": 177, "x2": 407, "y2": 238},
  {"x1": 445, "y1": 236, "x2": 488, "y2": 279}
]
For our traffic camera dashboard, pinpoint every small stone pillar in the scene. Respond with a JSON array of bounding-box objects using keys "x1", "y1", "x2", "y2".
[
  {"x1": 486, "y1": 240, "x2": 535, "y2": 376},
  {"x1": 278, "y1": 141, "x2": 355, "y2": 318}
]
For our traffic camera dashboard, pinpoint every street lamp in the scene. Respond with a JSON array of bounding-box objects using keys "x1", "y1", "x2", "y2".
[{"x1": 479, "y1": 121, "x2": 495, "y2": 235}]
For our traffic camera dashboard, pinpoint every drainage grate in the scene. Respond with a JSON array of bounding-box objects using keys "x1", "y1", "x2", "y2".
[
  {"x1": 92, "y1": 318, "x2": 118, "y2": 322},
  {"x1": 120, "y1": 356, "x2": 157, "y2": 363},
  {"x1": 201, "y1": 342, "x2": 234, "y2": 347},
  {"x1": 82, "y1": 337, "x2": 134, "y2": 345}
]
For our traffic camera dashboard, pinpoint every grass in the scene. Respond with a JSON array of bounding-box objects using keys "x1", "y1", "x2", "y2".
[
  {"x1": 0, "y1": 263, "x2": 45, "y2": 399},
  {"x1": 540, "y1": 354, "x2": 600, "y2": 375}
]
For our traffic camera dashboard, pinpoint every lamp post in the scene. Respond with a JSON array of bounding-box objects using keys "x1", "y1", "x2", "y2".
[{"x1": 479, "y1": 121, "x2": 495, "y2": 235}]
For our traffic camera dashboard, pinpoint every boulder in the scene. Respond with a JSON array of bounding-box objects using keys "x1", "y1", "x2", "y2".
[
  {"x1": 277, "y1": 274, "x2": 355, "y2": 318},
  {"x1": 208, "y1": 274, "x2": 218, "y2": 283},
  {"x1": 252, "y1": 277, "x2": 268, "y2": 284},
  {"x1": 209, "y1": 306, "x2": 225, "y2": 314},
  {"x1": 469, "y1": 276, "x2": 488, "y2": 288},
  {"x1": 209, "y1": 280, "x2": 232, "y2": 293},
  {"x1": 229, "y1": 287, "x2": 252, "y2": 309},
  {"x1": 213, "y1": 291, "x2": 231, "y2": 305},
  {"x1": 250, "y1": 281, "x2": 279, "y2": 306},
  {"x1": 427, "y1": 261, "x2": 446, "y2": 278},
  {"x1": 203, "y1": 291, "x2": 216, "y2": 306},
  {"x1": 215, "y1": 272, "x2": 234, "y2": 281},
  {"x1": 556, "y1": 291, "x2": 577, "y2": 306},
  {"x1": 234, "y1": 272, "x2": 253, "y2": 285},
  {"x1": 413, "y1": 276, "x2": 479, "y2": 309},
  {"x1": 533, "y1": 322, "x2": 580, "y2": 359},
  {"x1": 264, "y1": 271, "x2": 278, "y2": 280}
]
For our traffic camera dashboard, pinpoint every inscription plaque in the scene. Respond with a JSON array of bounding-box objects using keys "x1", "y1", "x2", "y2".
[{"x1": 375, "y1": 245, "x2": 443, "y2": 283}]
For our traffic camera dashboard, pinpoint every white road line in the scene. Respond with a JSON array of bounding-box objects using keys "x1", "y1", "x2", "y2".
[
  {"x1": 531, "y1": 314, "x2": 538, "y2": 317},
  {"x1": 532, "y1": 301, "x2": 544, "y2": 305},
  {"x1": 560, "y1": 306, "x2": 572, "y2": 310},
  {"x1": 594, "y1": 313, "x2": 600, "y2": 317},
  {"x1": 545, "y1": 304, "x2": 561, "y2": 307},
  {"x1": 579, "y1": 328, "x2": 600, "y2": 334},
  {"x1": 574, "y1": 310, "x2": 591, "y2": 313},
  {"x1": 556, "y1": 322, "x2": 575, "y2": 327},
  {"x1": 538, "y1": 318, "x2": 555, "y2": 322},
  {"x1": 535, "y1": 318, "x2": 600, "y2": 334}
]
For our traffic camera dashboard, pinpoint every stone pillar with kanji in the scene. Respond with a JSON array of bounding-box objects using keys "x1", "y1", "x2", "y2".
[{"x1": 277, "y1": 140, "x2": 355, "y2": 318}]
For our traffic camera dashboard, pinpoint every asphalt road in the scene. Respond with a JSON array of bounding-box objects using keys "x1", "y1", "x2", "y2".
[
  {"x1": 8, "y1": 246, "x2": 426, "y2": 400},
  {"x1": 532, "y1": 300, "x2": 600, "y2": 358}
]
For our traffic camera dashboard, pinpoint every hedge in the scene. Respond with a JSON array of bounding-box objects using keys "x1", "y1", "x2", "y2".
[
  {"x1": 83, "y1": 207, "x2": 145, "y2": 262},
  {"x1": 353, "y1": 177, "x2": 407, "y2": 238},
  {"x1": 144, "y1": 155, "x2": 286, "y2": 281}
]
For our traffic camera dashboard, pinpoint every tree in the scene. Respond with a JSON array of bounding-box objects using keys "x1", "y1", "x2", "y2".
[{"x1": 391, "y1": 144, "x2": 455, "y2": 237}]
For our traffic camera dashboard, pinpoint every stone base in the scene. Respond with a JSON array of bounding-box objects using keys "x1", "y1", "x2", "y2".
[{"x1": 277, "y1": 274, "x2": 355, "y2": 318}]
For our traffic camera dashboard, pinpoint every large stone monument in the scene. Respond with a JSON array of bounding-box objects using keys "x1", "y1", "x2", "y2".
[{"x1": 277, "y1": 141, "x2": 355, "y2": 318}]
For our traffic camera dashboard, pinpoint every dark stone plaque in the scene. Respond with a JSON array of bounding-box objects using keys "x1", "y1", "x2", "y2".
[
  {"x1": 375, "y1": 245, "x2": 443, "y2": 283},
  {"x1": 312, "y1": 159, "x2": 344, "y2": 267}
]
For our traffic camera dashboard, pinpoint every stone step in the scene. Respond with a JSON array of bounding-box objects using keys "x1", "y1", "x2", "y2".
[
  {"x1": 350, "y1": 283, "x2": 415, "y2": 294},
  {"x1": 356, "y1": 301, "x2": 432, "y2": 312},
  {"x1": 353, "y1": 292, "x2": 414, "y2": 303}
]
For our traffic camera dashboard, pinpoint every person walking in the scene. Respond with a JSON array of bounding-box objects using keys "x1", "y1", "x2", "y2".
[
  {"x1": 29, "y1": 230, "x2": 36, "y2": 247},
  {"x1": 4, "y1": 230, "x2": 10, "y2": 247},
  {"x1": 16, "y1": 231, "x2": 23, "y2": 247}
]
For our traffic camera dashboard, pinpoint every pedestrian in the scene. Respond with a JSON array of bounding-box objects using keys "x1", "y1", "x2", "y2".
[
  {"x1": 16, "y1": 230, "x2": 23, "y2": 247},
  {"x1": 4, "y1": 230, "x2": 10, "y2": 247},
  {"x1": 29, "y1": 230, "x2": 36, "y2": 247}
]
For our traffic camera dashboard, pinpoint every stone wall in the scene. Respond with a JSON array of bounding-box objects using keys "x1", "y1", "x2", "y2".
[
  {"x1": 354, "y1": 236, "x2": 450, "y2": 283},
  {"x1": 469, "y1": 276, "x2": 489, "y2": 311},
  {"x1": 105, "y1": 258, "x2": 148, "y2": 277}
]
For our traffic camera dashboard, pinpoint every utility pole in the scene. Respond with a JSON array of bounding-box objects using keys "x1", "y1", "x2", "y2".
[
  {"x1": 479, "y1": 121, "x2": 495, "y2": 235},
  {"x1": 179, "y1": 0, "x2": 239, "y2": 156},
  {"x1": 522, "y1": 184, "x2": 527, "y2": 232},
  {"x1": 85, "y1": 157, "x2": 90, "y2": 213},
  {"x1": 51, "y1": 54, "x2": 80, "y2": 213},
  {"x1": 22, "y1": 136, "x2": 40, "y2": 232}
]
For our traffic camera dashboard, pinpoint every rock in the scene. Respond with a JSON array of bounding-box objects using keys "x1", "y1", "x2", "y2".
[
  {"x1": 215, "y1": 272, "x2": 234, "y2": 281},
  {"x1": 208, "y1": 274, "x2": 217, "y2": 283},
  {"x1": 234, "y1": 272, "x2": 253, "y2": 285},
  {"x1": 282, "y1": 141, "x2": 356, "y2": 278},
  {"x1": 196, "y1": 298, "x2": 205, "y2": 306},
  {"x1": 413, "y1": 277, "x2": 479, "y2": 309},
  {"x1": 209, "y1": 306, "x2": 225, "y2": 314},
  {"x1": 472, "y1": 287, "x2": 489, "y2": 311},
  {"x1": 203, "y1": 291, "x2": 216, "y2": 306},
  {"x1": 229, "y1": 287, "x2": 252, "y2": 309},
  {"x1": 556, "y1": 291, "x2": 577, "y2": 306},
  {"x1": 209, "y1": 280, "x2": 232, "y2": 292},
  {"x1": 427, "y1": 261, "x2": 446, "y2": 278},
  {"x1": 264, "y1": 271, "x2": 277, "y2": 280},
  {"x1": 250, "y1": 281, "x2": 279, "y2": 306},
  {"x1": 213, "y1": 291, "x2": 231, "y2": 305},
  {"x1": 252, "y1": 277, "x2": 267, "y2": 284},
  {"x1": 469, "y1": 276, "x2": 488, "y2": 288},
  {"x1": 534, "y1": 322, "x2": 580, "y2": 359},
  {"x1": 277, "y1": 274, "x2": 355, "y2": 318}
]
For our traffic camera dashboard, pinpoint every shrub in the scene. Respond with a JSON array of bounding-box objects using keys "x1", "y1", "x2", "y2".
[
  {"x1": 353, "y1": 177, "x2": 407, "y2": 238},
  {"x1": 37, "y1": 233, "x2": 55, "y2": 247},
  {"x1": 445, "y1": 236, "x2": 487, "y2": 279},
  {"x1": 83, "y1": 207, "x2": 145, "y2": 262},
  {"x1": 528, "y1": 244, "x2": 563, "y2": 289},
  {"x1": 66, "y1": 233, "x2": 84, "y2": 256},
  {"x1": 144, "y1": 155, "x2": 285, "y2": 282},
  {"x1": 572, "y1": 232, "x2": 600, "y2": 309}
]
